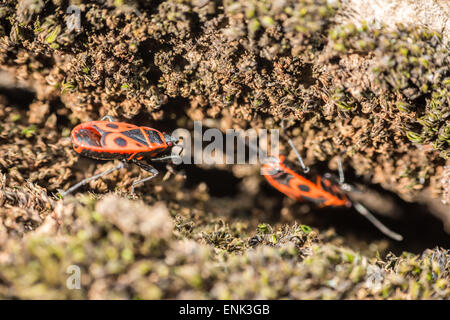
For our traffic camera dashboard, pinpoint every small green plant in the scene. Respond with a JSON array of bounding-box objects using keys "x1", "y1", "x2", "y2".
[
  {"x1": 21, "y1": 125, "x2": 37, "y2": 138},
  {"x1": 300, "y1": 225, "x2": 312, "y2": 234}
]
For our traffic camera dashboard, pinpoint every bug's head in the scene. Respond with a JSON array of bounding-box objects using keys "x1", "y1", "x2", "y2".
[
  {"x1": 163, "y1": 133, "x2": 177, "y2": 147},
  {"x1": 260, "y1": 155, "x2": 283, "y2": 176},
  {"x1": 163, "y1": 133, "x2": 185, "y2": 155}
]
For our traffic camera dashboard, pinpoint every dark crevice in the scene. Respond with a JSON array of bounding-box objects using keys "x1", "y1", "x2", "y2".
[
  {"x1": 187, "y1": 11, "x2": 203, "y2": 40},
  {"x1": 136, "y1": 0, "x2": 165, "y2": 16},
  {"x1": 297, "y1": 63, "x2": 315, "y2": 89},
  {"x1": 183, "y1": 165, "x2": 241, "y2": 197},
  {"x1": 411, "y1": 93, "x2": 428, "y2": 115},
  {"x1": 0, "y1": 86, "x2": 36, "y2": 108},
  {"x1": 35, "y1": 53, "x2": 55, "y2": 70},
  {"x1": 256, "y1": 55, "x2": 274, "y2": 75},
  {"x1": 131, "y1": 96, "x2": 190, "y2": 132},
  {"x1": 230, "y1": 43, "x2": 246, "y2": 66},
  {"x1": 49, "y1": 97, "x2": 72, "y2": 127},
  {"x1": 329, "y1": 56, "x2": 341, "y2": 65},
  {"x1": 172, "y1": 53, "x2": 190, "y2": 71},
  {"x1": 215, "y1": 15, "x2": 228, "y2": 29},
  {"x1": 138, "y1": 38, "x2": 168, "y2": 82}
]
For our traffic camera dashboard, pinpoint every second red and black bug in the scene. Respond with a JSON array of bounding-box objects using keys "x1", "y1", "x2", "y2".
[
  {"x1": 261, "y1": 139, "x2": 403, "y2": 241},
  {"x1": 61, "y1": 116, "x2": 181, "y2": 196}
]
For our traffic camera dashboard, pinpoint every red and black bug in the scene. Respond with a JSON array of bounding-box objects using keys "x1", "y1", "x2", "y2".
[
  {"x1": 61, "y1": 116, "x2": 181, "y2": 196},
  {"x1": 262, "y1": 139, "x2": 403, "y2": 241},
  {"x1": 262, "y1": 155, "x2": 351, "y2": 208}
]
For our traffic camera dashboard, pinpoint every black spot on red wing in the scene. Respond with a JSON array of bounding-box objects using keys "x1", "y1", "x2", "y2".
[
  {"x1": 106, "y1": 123, "x2": 119, "y2": 129},
  {"x1": 114, "y1": 137, "x2": 127, "y2": 146},
  {"x1": 297, "y1": 184, "x2": 310, "y2": 192},
  {"x1": 301, "y1": 195, "x2": 326, "y2": 205},
  {"x1": 75, "y1": 129, "x2": 101, "y2": 147},
  {"x1": 145, "y1": 129, "x2": 163, "y2": 144},
  {"x1": 122, "y1": 129, "x2": 148, "y2": 146}
]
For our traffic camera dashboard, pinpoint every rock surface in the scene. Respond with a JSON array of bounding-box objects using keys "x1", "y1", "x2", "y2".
[{"x1": 0, "y1": 0, "x2": 448, "y2": 299}]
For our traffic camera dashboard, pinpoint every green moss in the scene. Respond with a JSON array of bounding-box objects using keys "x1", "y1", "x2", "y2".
[
  {"x1": 257, "y1": 223, "x2": 270, "y2": 234},
  {"x1": 328, "y1": 22, "x2": 449, "y2": 158},
  {"x1": 45, "y1": 25, "x2": 60, "y2": 44},
  {"x1": 396, "y1": 101, "x2": 411, "y2": 112},
  {"x1": 61, "y1": 81, "x2": 77, "y2": 93},
  {"x1": 300, "y1": 225, "x2": 312, "y2": 234},
  {"x1": 21, "y1": 125, "x2": 37, "y2": 138},
  {"x1": 10, "y1": 113, "x2": 21, "y2": 122}
]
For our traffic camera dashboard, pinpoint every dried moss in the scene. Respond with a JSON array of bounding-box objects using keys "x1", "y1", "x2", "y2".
[
  {"x1": 0, "y1": 0, "x2": 448, "y2": 203},
  {"x1": 326, "y1": 22, "x2": 449, "y2": 159}
]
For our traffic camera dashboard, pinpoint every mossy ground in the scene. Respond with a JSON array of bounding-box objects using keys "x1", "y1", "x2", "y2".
[
  {"x1": 0, "y1": 192, "x2": 448, "y2": 299},
  {"x1": 0, "y1": 0, "x2": 449, "y2": 299}
]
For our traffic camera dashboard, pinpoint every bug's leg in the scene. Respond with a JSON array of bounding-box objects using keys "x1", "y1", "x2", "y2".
[
  {"x1": 336, "y1": 156, "x2": 352, "y2": 192},
  {"x1": 150, "y1": 154, "x2": 182, "y2": 163},
  {"x1": 280, "y1": 119, "x2": 291, "y2": 132},
  {"x1": 335, "y1": 155, "x2": 358, "y2": 192},
  {"x1": 150, "y1": 155, "x2": 186, "y2": 180},
  {"x1": 352, "y1": 201, "x2": 403, "y2": 241},
  {"x1": 165, "y1": 164, "x2": 187, "y2": 180},
  {"x1": 61, "y1": 161, "x2": 127, "y2": 197},
  {"x1": 287, "y1": 138, "x2": 309, "y2": 173},
  {"x1": 131, "y1": 161, "x2": 159, "y2": 194},
  {"x1": 101, "y1": 115, "x2": 116, "y2": 122}
]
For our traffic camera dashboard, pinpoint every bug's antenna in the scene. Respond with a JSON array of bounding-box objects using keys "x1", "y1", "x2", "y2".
[
  {"x1": 101, "y1": 115, "x2": 116, "y2": 122},
  {"x1": 352, "y1": 201, "x2": 403, "y2": 241},
  {"x1": 281, "y1": 120, "x2": 309, "y2": 173},
  {"x1": 280, "y1": 119, "x2": 287, "y2": 131},
  {"x1": 288, "y1": 139, "x2": 310, "y2": 173}
]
